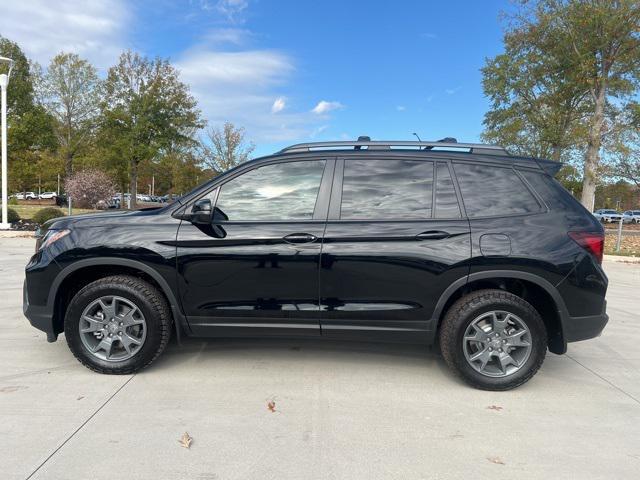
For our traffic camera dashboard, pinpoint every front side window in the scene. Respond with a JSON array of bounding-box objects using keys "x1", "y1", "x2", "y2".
[
  {"x1": 454, "y1": 163, "x2": 541, "y2": 217},
  {"x1": 215, "y1": 160, "x2": 326, "y2": 221},
  {"x1": 340, "y1": 159, "x2": 433, "y2": 220}
]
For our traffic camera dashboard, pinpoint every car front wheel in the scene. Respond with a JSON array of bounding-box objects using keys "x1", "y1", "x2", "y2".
[
  {"x1": 439, "y1": 289, "x2": 547, "y2": 390},
  {"x1": 65, "y1": 275, "x2": 172, "y2": 374}
]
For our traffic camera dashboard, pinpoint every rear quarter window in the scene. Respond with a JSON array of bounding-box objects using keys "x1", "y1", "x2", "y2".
[
  {"x1": 518, "y1": 169, "x2": 578, "y2": 212},
  {"x1": 453, "y1": 163, "x2": 541, "y2": 217}
]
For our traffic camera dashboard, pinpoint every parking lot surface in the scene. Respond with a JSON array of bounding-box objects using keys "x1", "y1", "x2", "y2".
[{"x1": 2, "y1": 237, "x2": 639, "y2": 480}]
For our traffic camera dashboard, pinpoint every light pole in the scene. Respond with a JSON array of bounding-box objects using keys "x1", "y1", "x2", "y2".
[{"x1": 0, "y1": 56, "x2": 13, "y2": 230}]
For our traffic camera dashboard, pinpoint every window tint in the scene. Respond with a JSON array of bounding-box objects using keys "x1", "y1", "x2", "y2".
[
  {"x1": 518, "y1": 169, "x2": 575, "y2": 212},
  {"x1": 340, "y1": 159, "x2": 433, "y2": 219},
  {"x1": 435, "y1": 162, "x2": 461, "y2": 218},
  {"x1": 454, "y1": 163, "x2": 541, "y2": 217},
  {"x1": 215, "y1": 160, "x2": 326, "y2": 221}
]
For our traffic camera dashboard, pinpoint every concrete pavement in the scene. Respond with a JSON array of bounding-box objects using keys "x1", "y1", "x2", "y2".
[{"x1": 1, "y1": 237, "x2": 639, "y2": 479}]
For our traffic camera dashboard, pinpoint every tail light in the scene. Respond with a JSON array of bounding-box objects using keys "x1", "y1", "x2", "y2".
[{"x1": 568, "y1": 231, "x2": 604, "y2": 264}]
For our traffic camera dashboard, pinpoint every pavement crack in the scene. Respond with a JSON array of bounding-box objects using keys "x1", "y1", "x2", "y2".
[
  {"x1": 566, "y1": 354, "x2": 640, "y2": 406},
  {"x1": 24, "y1": 375, "x2": 135, "y2": 480}
]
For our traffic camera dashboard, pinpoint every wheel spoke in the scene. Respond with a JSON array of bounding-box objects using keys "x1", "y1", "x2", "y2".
[
  {"x1": 469, "y1": 347, "x2": 492, "y2": 370},
  {"x1": 464, "y1": 324, "x2": 486, "y2": 342},
  {"x1": 498, "y1": 352, "x2": 518, "y2": 373},
  {"x1": 505, "y1": 330, "x2": 530, "y2": 348},
  {"x1": 93, "y1": 337, "x2": 113, "y2": 358},
  {"x1": 121, "y1": 306, "x2": 143, "y2": 327},
  {"x1": 98, "y1": 298, "x2": 116, "y2": 320},
  {"x1": 80, "y1": 315, "x2": 104, "y2": 333},
  {"x1": 491, "y1": 312, "x2": 508, "y2": 334},
  {"x1": 120, "y1": 333, "x2": 141, "y2": 354}
]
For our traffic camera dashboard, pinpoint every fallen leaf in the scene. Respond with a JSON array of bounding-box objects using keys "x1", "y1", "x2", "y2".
[
  {"x1": 487, "y1": 457, "x2": 505, "y2": 465},
  {"x1": 487, "y1": 405, "x2": 503, "y2": 411},
  {"x1": 77, "y1": 396, "x2": 84, "y2": 401},
  {"x1": 179, "y1": 432, "x2": 193, "y2": 449},
  {"x1": 267, "y1": 400, "x2": 276, "y2": 413}
]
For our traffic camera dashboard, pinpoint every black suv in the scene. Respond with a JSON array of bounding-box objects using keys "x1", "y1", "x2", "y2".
[{"x1": 23, "y1": 139, "x2": 608, "y2": 390}]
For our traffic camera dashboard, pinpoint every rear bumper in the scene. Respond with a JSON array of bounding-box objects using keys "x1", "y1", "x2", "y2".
[
  {"x1": 23, "y1": 280, "x2": 57, "y2": 342},
  {"x1": 563, "y1": 301, "x2": 608, "y2": 343}
]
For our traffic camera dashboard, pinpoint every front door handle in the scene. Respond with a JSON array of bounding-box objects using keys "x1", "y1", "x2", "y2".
[
  {"x1": 283, "y1": 233, "x2": 318, "y2": 244},
  {"x1": 416, "y1": 231, "x2": 450, "y2": 240}
]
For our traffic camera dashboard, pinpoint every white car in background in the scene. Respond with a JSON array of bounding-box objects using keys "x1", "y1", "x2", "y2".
[
  {"x1": 622, "y1": 210, "x2": 640, "y2": 224},
  {"x1": 12, "y1": 192, "x2": 38, "y2": 200},
  {"x1": 593, "y1": 209, "x2": 623, "y2": 223},
  {"x1": 38, "y1": 192, "x2": 57, "y2": 199}
]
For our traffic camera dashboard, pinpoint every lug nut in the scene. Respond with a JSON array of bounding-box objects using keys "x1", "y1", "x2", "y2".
[
  {"x1": 118, "y1": 331, "x2": 122, "y2": 336},
  {"x1": 119, "y1": 322, "x2": 123, "y2": 326},
  {"x1": 488, "y1": 347, "x2": 493, "y2": 351},
  {"x1": 109, "y1": 333, "x2": 113, "y2": 337},
  {"x1": 498, "y1": 348, "x2": 503, "y2": 353}
]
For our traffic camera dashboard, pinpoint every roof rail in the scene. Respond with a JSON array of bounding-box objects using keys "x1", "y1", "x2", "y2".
[{"x1": 279, "y1": 139, "x2": 509, "y2": 156}]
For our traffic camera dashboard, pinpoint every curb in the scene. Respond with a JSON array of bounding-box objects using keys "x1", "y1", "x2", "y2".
[
  {"x1": 604, "y1": 254, "x2": 640, "y2": 264},
  {"x1": 0, "y1": 230, "x2": 35, "y2": 238}
]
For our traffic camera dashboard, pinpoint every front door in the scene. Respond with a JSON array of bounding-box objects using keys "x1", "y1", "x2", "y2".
[
  {"x1": 176, "y1": 158, "x2": 334, "y2": 337},
  {"x1": 319, "y1": 157, "x2": 471, "y2": 341}
]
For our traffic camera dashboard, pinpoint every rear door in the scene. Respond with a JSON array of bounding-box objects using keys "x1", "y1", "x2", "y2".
[{"x1": 319, "y1": 156, "x2": 471, "y2": 341}]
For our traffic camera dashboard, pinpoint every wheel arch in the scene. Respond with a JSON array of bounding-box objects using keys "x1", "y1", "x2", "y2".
[
  {"x1": 49, "y1": 258, "x2": 188, "y2": 341},
  {"x1": 432, "y1": 270, "x2": 568, "y2": 354}
]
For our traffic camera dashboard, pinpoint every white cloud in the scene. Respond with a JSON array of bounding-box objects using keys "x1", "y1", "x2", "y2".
[
  {"x1": 445, "y1": 87, "x2": 461, "y2": 95},
  {"x1": 177, "y1": 47, "x2": 323, "y2": 142},
  {"x1": 271, "y1": 96, "x2": 286, "y2": 113},
  {"x1": 0, "y1": 0, "x2": 129, "y2": 69},
  {"x1": 202, "y1": 28, "x2": 253, "y2": 46},
  {"x1": 311, "y1": 100, "x2": 344, "y2": 115},
  {"x1": 215, "y1": 0, "x2": 249, "y2": 23},
  {"x1": 396, "y1": 105, "x2": 406, "y2": 111}
]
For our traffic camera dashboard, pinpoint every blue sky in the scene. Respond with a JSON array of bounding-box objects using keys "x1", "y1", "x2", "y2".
[{"x1": 1, "y1": 0, "x2": 513, "y2": 157}]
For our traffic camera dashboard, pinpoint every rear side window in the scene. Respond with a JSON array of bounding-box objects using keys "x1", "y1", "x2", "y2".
[
  {"x1": 341, "y1": 159, "x2": 433, "y2": 219},
  {"x1": 453, "y1": 163, "x2": 541, "y2": 217},
  {"x1": 518, "y1": 169, "x2": 577, "y2": 212},
  {"x1": 215, "y1": 160, "x2": 326, "y2": 221}
]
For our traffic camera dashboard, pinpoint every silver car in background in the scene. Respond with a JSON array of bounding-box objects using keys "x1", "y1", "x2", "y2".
[
  {"x1": 622, "y1": 210, "x2": 640, "y2": 224},
  {"x1": 594, "y1": 209, "x2": 623, "y2": 223}
]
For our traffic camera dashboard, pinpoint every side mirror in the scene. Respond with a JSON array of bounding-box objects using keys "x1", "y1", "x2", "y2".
[{"x1": 190, "y1": 198, "x2": 212, "y2": 224}]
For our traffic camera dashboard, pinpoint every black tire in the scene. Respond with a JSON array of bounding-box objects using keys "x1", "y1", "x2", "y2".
[
  {"x1": 439, "y1": 289, "x2": 547, "y2": 391},
  {"x1": 64, "y1": 275, "x2": 172, "y2": 374}
]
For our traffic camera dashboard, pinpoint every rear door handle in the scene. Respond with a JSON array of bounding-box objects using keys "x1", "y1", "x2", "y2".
[
  {"x1": 283, "y1": 233, "x2": 318, "y2": 244},
  {"x1": 416, "y1": 231, "x2": 450, "y2": 240}
]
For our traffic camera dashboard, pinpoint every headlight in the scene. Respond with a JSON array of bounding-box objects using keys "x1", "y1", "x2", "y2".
[{"x1": 38, "y1": 229, "x2": 71, "y2": 251}]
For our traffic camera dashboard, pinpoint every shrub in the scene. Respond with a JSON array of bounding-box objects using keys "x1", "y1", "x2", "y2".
[
  {"x1": 7, "y1": 207, "x2": 20, "y2": 223},
  {"x1": 64, "y1": 169, "x2": 116, "y2": 209},
  {"x1": 33, "y1": 207, "x2": 65, "y2": 225},
  {"x1": 8, "y1": 197, "x2": 18, "y2": 205}
]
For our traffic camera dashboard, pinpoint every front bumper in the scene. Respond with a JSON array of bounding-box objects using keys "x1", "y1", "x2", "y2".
[{"x1": 23, "y1": 280, "x2": 57, "y2": 342}]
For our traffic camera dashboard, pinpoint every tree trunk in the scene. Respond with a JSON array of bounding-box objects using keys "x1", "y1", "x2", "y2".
[
  {"x1": 129, "y1": 159, "x2": 138, "y2": 209},
  {"x1": 580, "y1": 87, "x2": 606, "y2": 211},
  {"x1": 65, "y1": 150, "x2": 73, "y2": 178}
]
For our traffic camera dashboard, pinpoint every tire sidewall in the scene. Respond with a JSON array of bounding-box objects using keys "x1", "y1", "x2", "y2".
[
  {"x1": 65, "y1": 282, "x2": 165, "y2": 373},
  {"x1": 449, "y1": 297, "x2": 547, "y2": 390}
]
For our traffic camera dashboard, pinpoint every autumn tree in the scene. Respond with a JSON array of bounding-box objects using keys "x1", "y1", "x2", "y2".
[
  {"x1": 38, "y1": 52, "x2": 101, "y2": 177},
  {"x1": 200, "y1": 122, "x2": 254, "y2": 174},
  {"x1": 100, "y1": 51, "x2": 203, "y2": 208},
  {"x1": 482, "y1": 1, "x2": 640, "y2": 209},
  {"x1": 0, "y1": 37, "x2": 56, "y2": 193}
]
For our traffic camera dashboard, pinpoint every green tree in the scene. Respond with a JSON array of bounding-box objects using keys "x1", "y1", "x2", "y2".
[
  {"x1": 482, "y1": 1, "x2": 640, "y2": 210},
  {"x1": 38, "y1": 52, "x2": 101, "y2": 177},
  {"x1": 100, "y1": 51, "x2": 204, "y2": 208},
  {"x1": 0, "y1": 37, "x2": 56, "y2": 194}
]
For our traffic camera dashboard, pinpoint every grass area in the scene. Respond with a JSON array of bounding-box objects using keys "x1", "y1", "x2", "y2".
[
  {"x1": 605, "y1": 233, "x2": 640, "y2": 257},
  {"x1": 6, "y1": 204, "x2": 97, "y2": 219}
]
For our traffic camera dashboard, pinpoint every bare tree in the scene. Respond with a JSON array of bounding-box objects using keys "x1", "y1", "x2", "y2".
[{"x1": 200, "y1": 122, "x2": 255, "y2": 174}]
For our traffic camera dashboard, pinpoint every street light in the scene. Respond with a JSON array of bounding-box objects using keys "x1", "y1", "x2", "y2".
[{"x1": 0, "y1": 55, "x2": 13, "y2": 230}]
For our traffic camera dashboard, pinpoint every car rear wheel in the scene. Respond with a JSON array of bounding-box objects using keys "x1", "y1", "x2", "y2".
[
  {"x1": 439, "y1": 289, "x2": 547, "y2": 390},
  {"x1": 65, "y1": 275, "x2": 171, "y2": 374}
]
